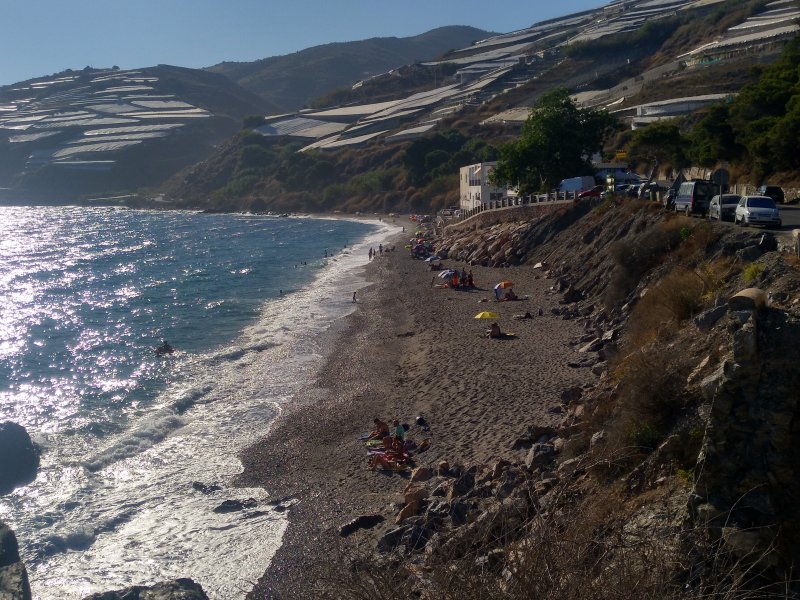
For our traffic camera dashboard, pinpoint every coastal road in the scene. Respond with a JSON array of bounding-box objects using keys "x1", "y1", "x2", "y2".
[{"x1": 776, "y1": 204, "x2": 800, "y2": 231}]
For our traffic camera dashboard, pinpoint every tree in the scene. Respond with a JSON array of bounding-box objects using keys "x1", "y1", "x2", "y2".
[
  {"x1": 687, "y1": 103, "x2": 740, "y2": 167},
  {"x1": 492, "y1": 88, "x2": 614, "y2": 192},
  {"x1": 242, "y1": 115, "x2": 266, "y2": 129},
  {"x1": 628, "y1": 121, "x2": 689, "y2": 168}
]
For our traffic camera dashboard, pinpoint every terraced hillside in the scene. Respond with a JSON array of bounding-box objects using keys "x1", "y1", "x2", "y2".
[
  {"x1": 0, "y1": 65, "x2": 271, "y2": 200},
  {"x1": 246, "y1": 0, "x2": 798, "y2": 153},
  {"x1": 164, "y1": 0, "x2": 798, "y2": 213}
]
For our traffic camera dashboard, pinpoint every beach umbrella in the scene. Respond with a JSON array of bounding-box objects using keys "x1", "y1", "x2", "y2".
[
  {"x1": 438, "y1": 269, "x2": 456, "y2": 278},
  {"x1": 424, "y1": 255, "x2": 440, "y2": 262},
  {"x1": 474, "y1": 311, "x2": 500, "y2": 319},
  {"x1": 494, "y1": 280, "x2": 514, "y2": 289}
]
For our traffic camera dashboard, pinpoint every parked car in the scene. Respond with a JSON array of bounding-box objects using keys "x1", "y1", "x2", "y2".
[
  {"x1": 708, "y1": 194, "x2": 741, "y2": 221},
  {"x1": 626, "y1": 184, "x2": 641, "y2": 198},
  {"x1": 578, "y1": 185, "x2": 604, "y2": 198},
  {"x1": 734, "y1": 195, "x2": 782, "y2": 228},
  {"x1": 558, "y1": 176, "x2": 596, "y2": 194},
  {"x1": 614, "y1": 184, "x2": 631, "y2": 195},
  {"x1": 673, "y1": 179, "x2": 715, "y2": 217},
  {"x1": 638, "y1": 181, "x2": 667, "y2": 200},
  {"x1": 756, "y1": 184, "x2": 785, "y2": 204}
]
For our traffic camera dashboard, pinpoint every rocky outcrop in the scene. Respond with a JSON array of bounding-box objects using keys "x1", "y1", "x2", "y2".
[
  {"x1": 0, "y1": 521, "x2": 32, "y2": 600},
  {"x1": 0, "y1": 422, "x2": 39, "y2": 495},
  {"x1": 82, "y1": 578, "x2": 208, "y2": 600}
]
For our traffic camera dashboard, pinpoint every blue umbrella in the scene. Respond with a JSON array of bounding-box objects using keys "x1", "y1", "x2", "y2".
[
  {"x1": 425, "y1": 255, "x2": 440, "y2": 262},
  {"x1": 438, "y1": 269, "x2": 456, "y2": 278}
]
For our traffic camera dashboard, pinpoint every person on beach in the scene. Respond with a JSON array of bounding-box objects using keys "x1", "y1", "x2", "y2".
[
  {"x1": 467, "y1": 270, "x2": 474, "y2": 288},
  {"x1": 353, "y1": 291, "x2": 357, "y2": 303},
  {"x1": 367, "y1": 418, "x2": 389, "y2": 440},
  {"x1": 379, "y1": 244, "x2": 383, "y2": 255},
  {"x1": 391, "y1": 419, "x2": 405, "y2": 451},
  {"x1": 488, "y1": 322, "x2": 502, "y2": 338},
  {"x1": 368, "y1": 248, "x2": 373, "y2": 260},
  {"x1": 369, "y1": 451, "x2": 409, "y2": 471}
]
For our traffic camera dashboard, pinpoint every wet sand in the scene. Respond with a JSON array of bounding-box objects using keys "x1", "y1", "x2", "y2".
[{"x1": 238, "y1": 223, "x2": 594, "y2": 598}]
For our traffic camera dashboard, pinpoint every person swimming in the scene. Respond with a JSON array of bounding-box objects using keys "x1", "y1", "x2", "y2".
[{"x1": 154, "y1": 340, "x2": 174, "y2": 356}]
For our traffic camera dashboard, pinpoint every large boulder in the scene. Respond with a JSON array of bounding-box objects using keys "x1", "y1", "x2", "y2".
[
  {"x1": 728, "y1": 288, "x2": 768, "y2": 312},
  {"x1": 0, "y1": 520, "x2": 32, "y2": 600},
  {"x1": 82, "y1": 578, "x2": 208, "y2": 600},
  {"x1": 0, "y1": 423, "x2": 39, "y2": 495}
]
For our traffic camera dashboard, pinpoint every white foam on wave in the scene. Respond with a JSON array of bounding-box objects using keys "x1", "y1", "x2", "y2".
[
  {"x1": 25, "y1": 217, "x2": 401, "y2": 600},
  {"x1": 84, "y1": 409, "x2": 184, "y2": 472}
]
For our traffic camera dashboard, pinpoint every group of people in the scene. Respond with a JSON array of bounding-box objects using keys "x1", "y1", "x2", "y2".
[
  {"x1": 448, "y1": 268, "x2": 474, "y2": 289},
  {"x1": 368, "y1": 244, "x2": 396, "y2": 260},
  {"x1": 365, "y1": 417, "x2": 414, "y2": 471}
]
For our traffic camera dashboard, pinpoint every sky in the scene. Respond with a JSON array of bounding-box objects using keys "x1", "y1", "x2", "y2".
[{"x1": 0, "y1": 0, "x2": 606, "y2": 87}]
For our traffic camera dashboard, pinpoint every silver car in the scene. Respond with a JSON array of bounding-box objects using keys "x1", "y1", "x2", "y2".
[
  {"x1": 734, "y1": 195, "x2": 782, "y2": 228},
  {"x1": 708, "y1": 194, "x2": 740, "y2": 221}
]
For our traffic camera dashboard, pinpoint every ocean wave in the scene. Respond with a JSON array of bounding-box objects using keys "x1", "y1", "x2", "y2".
[
  {"x1": 34, "y1": 508, "x2": 136, "y2": 558},
  {"x1": 84, "y1": 410, "x2": 184, "y2": 472},
  {"x1": 206, "y1": 340, "x2": 278, "y2": 364},
  {"x1": 171, "y1": 383, "x2": 214, "y2": 414}
]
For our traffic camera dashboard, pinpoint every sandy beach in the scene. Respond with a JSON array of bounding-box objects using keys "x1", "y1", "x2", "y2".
[{"x1": 238, "y1": 221, "x2": 595, "y2": 598}]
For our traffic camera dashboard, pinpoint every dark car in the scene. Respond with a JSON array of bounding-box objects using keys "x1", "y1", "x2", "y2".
[
  {"x1": 673, "y1": 180, "x2": 715, "y2": 217},
  {"x1": 757, "y1": 185, "x2": 785, "y2": 204},
  {"x1": 708, "y1": 194, "x2": 741, "y2": 221}
]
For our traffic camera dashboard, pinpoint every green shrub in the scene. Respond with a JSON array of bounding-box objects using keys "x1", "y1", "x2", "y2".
[
  {"x1": 742, "y1": 262, "x2": 764, "y2": 283},
  {"x1": 630, "y1": 423, "x2": 663, "y2": 451}
]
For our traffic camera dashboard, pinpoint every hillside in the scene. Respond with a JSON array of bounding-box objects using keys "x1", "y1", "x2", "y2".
[
  {"x1": 206, "y1": 26, "x2": 494, "y2": 112},
  {"x1": 163, "y1": 0, "x2": 800, "y2": 213},
  {"x1": 0, "y1": 65, "x2": 273, "y2": 201}
]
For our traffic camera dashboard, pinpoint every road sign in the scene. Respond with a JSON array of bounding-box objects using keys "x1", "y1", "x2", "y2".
[{"x1": 712, "y1": 169, "x2": 729, "y2": 186}]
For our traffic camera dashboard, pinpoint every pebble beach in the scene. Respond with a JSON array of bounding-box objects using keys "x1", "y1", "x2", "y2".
[{"x1": 237, "y1": 220, "x2": 595, "y2": 598}]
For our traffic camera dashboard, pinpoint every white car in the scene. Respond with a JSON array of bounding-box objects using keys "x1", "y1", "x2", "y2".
[{"x1": 734, "y1": 195, "x2": 782, "y2": 228}]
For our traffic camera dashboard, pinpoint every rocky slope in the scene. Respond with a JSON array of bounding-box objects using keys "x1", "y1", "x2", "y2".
[{"x1": 335, "y1": 199, "x2": 800, "y2": 598}]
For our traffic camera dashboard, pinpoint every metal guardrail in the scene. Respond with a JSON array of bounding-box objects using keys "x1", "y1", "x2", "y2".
[{"x1": 452, "y1": 191, "x2": 580, "y2": 223}]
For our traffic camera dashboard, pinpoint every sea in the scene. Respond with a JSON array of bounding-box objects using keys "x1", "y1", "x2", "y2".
[{"x1": 0, "y1": 205, "x2": 395, "y2": 599}]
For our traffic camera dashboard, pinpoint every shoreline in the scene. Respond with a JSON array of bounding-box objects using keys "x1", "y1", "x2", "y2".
[{"x1": 237, "y1": 221, "x2": 595, "y2": 598}]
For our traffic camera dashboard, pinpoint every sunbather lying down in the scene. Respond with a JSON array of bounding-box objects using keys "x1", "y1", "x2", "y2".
[{"x1": 369, "y1": 450, "x2": 413, "y2": 471}]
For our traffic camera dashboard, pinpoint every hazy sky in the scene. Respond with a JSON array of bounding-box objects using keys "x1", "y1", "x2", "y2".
[{"x1": 1, "y1": 0, "x2": 606, "y2": 86}]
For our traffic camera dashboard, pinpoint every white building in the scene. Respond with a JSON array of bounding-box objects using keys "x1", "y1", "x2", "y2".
[{"x1": 459, "y1": 162, "x2": 506, "y2": 211}]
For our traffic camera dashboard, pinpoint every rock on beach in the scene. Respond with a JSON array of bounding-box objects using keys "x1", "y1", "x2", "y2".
[{"x1": 0, "y1": 422, "x2": 39, "y2": 495}]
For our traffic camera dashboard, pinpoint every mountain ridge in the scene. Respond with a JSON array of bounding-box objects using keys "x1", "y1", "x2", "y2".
[{"x1": 206, "y1": 25, "x2": 495, "y2": 111}]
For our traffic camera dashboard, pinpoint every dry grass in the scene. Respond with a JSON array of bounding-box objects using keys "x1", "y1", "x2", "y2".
[{"x1": 606, "y1": 345, "x2": 688, "y2": 453}]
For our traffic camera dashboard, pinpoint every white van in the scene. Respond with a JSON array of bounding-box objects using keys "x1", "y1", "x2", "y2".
[{"x1": 558, "y1": 176, "x2": 596, "y2": 194}]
